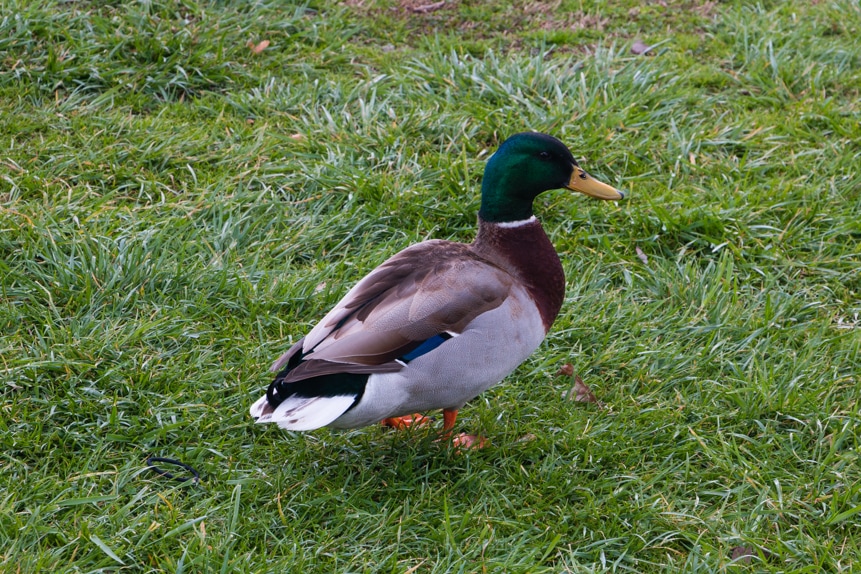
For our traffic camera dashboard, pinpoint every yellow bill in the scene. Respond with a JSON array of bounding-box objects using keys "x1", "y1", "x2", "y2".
[{"x1": 566, "y1": 167, "x2": 625, "y2": 200}]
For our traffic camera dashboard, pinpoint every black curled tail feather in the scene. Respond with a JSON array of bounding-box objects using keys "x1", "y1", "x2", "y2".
[
  {"x1": 266, "y1": 345, "x2": 307, "y2": 407},
  {"x1": 266, "y1": 349, "x2": 370, "y2": 413}
]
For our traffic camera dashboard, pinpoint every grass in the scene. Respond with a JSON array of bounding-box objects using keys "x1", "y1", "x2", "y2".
[{"x1": 1, "y1": 0, "x2": 859, "y2": 571}]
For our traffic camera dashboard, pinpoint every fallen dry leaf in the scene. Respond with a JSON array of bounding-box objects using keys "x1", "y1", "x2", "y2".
[
  {"x1": 557, "y1": 363, "x2": 602, "y2": 405},
  {"x1": 730, "y1": 545, "x2": 775, "y2": 563},
  {"x1": 314, "y1": 282, "x2": 327, "y2": 293},
  {"x1": 631, "y1": 40, "x2": 651, "y2": 55},
  {"x1": 730, "y1": 546, "x2": 756, "y2": 564},
  {"x1": 568, "y1": 375, "x2": 598, "y2": 403},
  {"x1": 556, "y1": 363, "x2": 575, "y2": 377},
  {"x1": 248, "y1": 39, "x2": 270, "y2": 54}
]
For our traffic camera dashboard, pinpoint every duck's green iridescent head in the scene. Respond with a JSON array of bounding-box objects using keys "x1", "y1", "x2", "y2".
[{"x1": 479, "y1": 132, "x2": 624, "y2": 223}]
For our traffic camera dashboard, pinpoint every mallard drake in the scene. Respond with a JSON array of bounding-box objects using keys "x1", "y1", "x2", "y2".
[{"x1": 250, "y1": 132, "x2": 624, "y2": 446}]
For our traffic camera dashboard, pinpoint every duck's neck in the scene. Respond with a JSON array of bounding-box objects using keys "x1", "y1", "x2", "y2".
[{"x1": 471, "y1": 215, "x2": 565, "y2": 332}]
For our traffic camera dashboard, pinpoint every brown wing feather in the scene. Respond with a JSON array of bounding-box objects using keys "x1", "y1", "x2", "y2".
[{"x1": 271, "y1": 240, "x2": 513, "y2": 383}]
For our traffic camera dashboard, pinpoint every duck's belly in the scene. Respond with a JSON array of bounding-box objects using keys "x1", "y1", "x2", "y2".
[{"x1": 329, "y1": 288, "x2": 548, "y2": 429}]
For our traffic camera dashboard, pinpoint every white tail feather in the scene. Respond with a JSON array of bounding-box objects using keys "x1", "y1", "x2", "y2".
[
  {"x1": 250, "y1": 394, "x2": 356, "y2": 431},
  {"x1": 249, "y1": 394, "x2": 272, "y2": 419}
]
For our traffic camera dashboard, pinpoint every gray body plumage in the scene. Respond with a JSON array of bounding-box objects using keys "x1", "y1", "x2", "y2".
[
  {"x1": 249, "y1": 233, "x2": 551, "y2": 430},
  {"x1": 327, "y1": 285, "x2": 546, "y2": 428}
]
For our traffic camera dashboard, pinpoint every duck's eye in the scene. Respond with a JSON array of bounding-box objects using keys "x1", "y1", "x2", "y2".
[{"x1": 538, "y1": 151, "x2": 552, "y2": 159}]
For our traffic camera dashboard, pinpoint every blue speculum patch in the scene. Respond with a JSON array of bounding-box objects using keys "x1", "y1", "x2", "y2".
[{"x1": 399, "y1": 333, "x2": 453, "y2": 362}]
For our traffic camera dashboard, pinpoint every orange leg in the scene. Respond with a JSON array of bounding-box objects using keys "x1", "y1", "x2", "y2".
[{"x1": 442, "y1": 408, "x2": 458, "y2": 437}]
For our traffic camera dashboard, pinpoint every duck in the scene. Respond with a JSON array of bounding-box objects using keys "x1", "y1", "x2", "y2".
[{"x1": 250, "y1": 132, "x2": 624, "y2": 447}]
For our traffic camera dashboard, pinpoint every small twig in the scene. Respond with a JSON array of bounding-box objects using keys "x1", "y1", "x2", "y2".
[{"x1": 408, "y1": 1, "x2": 445, "y2": 14}]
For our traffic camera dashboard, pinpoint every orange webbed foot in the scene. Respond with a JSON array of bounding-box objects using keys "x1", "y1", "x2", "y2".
[
  {"x1": 383, "y1": 409, "x2": 488, "y2": 449},
  {"x1": 381, "y1": 413, "x2": 432, "y2": 429},
  {"x1": 450, "y1": 433, "x2": 488, "y2": 450},
  {"x1": 440, "y1": 408, "x2": 488, "y2": 450}
]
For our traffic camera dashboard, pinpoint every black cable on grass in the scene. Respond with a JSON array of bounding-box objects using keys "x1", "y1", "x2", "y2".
[{"x1": 146, "y1": 457, "x2": 202, "y2": 484}]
